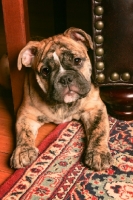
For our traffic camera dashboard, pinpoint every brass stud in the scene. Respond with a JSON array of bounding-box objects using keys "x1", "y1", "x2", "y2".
[
  {"x1": 97, "y1": 73, "x2": 105, "y2": 83},
  {"x1": 96, "y1": 48, "x2": 104, "y2": 56},
  {"x1": 96, "y1": 62, "x2": 104, "y2": 70},
  {"x1": 95, "y1": 21, "x2": 104, "y2": 30},
  {"x1": 95, "y1": 35, "x2": 104, "y2": 44},
  {"x1": 121, "y1": 72, "x2": 130, "y2": 81},
  {"x1": 95, "y1": 6, "x2": 104, "y2": 16},
  {"x1": 110, "y1": 72, "x2": 120, "y2": 81}
]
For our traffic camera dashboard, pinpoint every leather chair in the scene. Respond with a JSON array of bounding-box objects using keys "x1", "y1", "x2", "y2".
[{"x1": 92, "y1": 0, "x2": 133, "y2": 120}]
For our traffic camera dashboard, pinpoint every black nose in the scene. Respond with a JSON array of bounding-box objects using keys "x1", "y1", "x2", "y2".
[{"x1": 59, "y1": 74, "x2": 73, "y2": 86}]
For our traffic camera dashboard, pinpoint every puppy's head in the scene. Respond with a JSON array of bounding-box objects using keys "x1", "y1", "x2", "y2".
[{"x1": 18, "y1": 27, "x2": 93, "y2": 103}]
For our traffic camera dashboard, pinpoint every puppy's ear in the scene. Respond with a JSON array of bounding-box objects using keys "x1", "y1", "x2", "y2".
[
  {"x1": 18, "y1": 41, "x2": 41, "y2": 71},
  {"x1": 64, "y1": 27, "x2": 93, "y2": 50}
]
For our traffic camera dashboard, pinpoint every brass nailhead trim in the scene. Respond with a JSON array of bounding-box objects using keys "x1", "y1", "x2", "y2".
[
  {"x1": 96, "y1": 62, "x2": 104, "y2": 70},
  {"x1": 96, "y1": 48, "x2": 104, "y2": 56},
  {"x1": 93, "y1": 1, "x2": 105, "y2": 83},
  {"x1": 95, "y1": 21, "x2": 104, "y2": 30},
  {"x1": 95, "y1": 6, "x2": 104, "y2": 15},
  {"x1": 121, "y1": 72, "x2": 130, "y2": 81},
  {"x1": 97, "y1": 73, "x2": 105, "y2": 83},
  {"x1": 95, "y1": 35, "x2": 104, "y2": 44},
  {"x1": 110, "y1": 72, "x2": 120, "y2": 81}
]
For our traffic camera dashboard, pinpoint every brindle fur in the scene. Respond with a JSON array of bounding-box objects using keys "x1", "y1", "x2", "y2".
[{"x1": 10, "y1": 27, "x2": 113, "y2": 170}]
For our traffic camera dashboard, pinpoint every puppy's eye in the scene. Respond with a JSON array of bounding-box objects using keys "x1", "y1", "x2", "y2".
[
  {"x1": 74, "y1": 58, "x2": 82, "y2": 65},
  {"x1": 41, "y1": 66, "x2": 51, "y2": 77}
]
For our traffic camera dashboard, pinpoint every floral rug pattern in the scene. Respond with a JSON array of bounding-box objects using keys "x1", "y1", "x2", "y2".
[{"x1": 0, "y1": 117, "x2": 133, "y2": 199}]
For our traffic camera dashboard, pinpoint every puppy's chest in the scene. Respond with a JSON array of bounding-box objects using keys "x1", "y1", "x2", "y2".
[
  {"x1": 38, "y1": 104, "x2": 81, "y2": 124},
  {"x1": 51, "y1": 106, "x2": 81, "y2": 124}
]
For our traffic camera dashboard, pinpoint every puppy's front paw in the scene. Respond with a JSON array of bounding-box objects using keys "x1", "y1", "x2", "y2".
[
  {"x1": 85, "y1": 149, "x2": 113, "y2": 171},
  {"x1": 10, "y1": 145, "x2": 39, "y2": 169}
]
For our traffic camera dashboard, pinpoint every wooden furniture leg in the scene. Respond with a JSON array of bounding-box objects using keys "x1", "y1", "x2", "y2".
[{"x1": 2, "y1": 0, "x2": 30, "y2": 113}]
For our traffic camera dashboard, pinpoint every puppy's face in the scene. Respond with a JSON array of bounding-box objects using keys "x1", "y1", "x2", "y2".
[{"x1": 18, "y1": 28, "x2": 93, "y2": 103}]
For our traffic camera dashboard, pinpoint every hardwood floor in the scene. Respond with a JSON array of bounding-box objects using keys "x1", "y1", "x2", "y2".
[
  {"x1": 0, "y1": 87, "x2": 56, "y2": 185},
  {"x1": 0, "y1": 89, "x2": 14, "y2": 185}
]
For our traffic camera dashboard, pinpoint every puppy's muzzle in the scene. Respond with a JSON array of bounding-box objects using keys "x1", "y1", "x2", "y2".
[
  {"x1": 52, "y1": 70, "x2": 91, "y2": 103},
  {"x1": 59, "y1": 74, "x2": 73, "y2": 87}
]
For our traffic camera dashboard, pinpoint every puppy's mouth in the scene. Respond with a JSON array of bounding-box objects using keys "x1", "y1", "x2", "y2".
[
  {"x1": 64, "y1": 90, "x2": 78, "y2": 103},
  {"x1": 63, "y1": 86, "x2": 86, "y2": 103}
]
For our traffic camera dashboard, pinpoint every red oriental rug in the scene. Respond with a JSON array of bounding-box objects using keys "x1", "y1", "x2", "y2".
[{"x1": 0, "y1": 117, "x2": 133, "y2": 200}]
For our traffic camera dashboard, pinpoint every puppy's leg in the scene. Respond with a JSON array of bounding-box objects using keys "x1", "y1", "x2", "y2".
[
  {"x1": 81, "y1": 105, "x2": 113, "y2": 171},
  {"x1": 10, "y1": 115, "x2": 42, "y2": 169}
]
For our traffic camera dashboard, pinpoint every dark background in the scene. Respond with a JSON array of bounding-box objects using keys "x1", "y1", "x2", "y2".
[{"x1": 0, "y1": 0, "x2": 92, "y2": 57}]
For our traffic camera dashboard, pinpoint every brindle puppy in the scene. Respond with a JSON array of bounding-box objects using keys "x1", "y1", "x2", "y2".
[{"x1": 10, "y1": 27, "x2": 113, "y2": 171}]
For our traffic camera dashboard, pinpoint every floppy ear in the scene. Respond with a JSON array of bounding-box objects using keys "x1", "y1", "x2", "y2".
[
  {"x1": 17, "y1": 41, "x2": 41, "y2": 71},
  {"x1": 64, "y1": 27, "x2": 93, "y2": 50}
]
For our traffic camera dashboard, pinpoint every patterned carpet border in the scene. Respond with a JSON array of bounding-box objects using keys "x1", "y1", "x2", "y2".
[
  {"x1": 0, "y1": 117, "x2": 133, "y2": 200},
  {"x1": 0, "y1": 122, "x2": 68, "y2": 199}
]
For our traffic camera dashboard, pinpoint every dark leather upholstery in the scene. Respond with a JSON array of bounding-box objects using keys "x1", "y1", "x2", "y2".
[
  {"x1": 92, "y1": 0, "x2": 133, "y2": 120},
  {"x1": 92, "y1": 0, "x2": 133, "y2": 86}
]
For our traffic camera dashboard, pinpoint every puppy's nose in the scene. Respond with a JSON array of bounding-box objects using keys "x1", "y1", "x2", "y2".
[{"x1": 59, "y1": 74, "x2": 73, "y2": 86}]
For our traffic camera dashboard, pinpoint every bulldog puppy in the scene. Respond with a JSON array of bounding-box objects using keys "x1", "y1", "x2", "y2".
[{"x1": 10, "y1": 27, "x2": 112, "y2": 171}]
